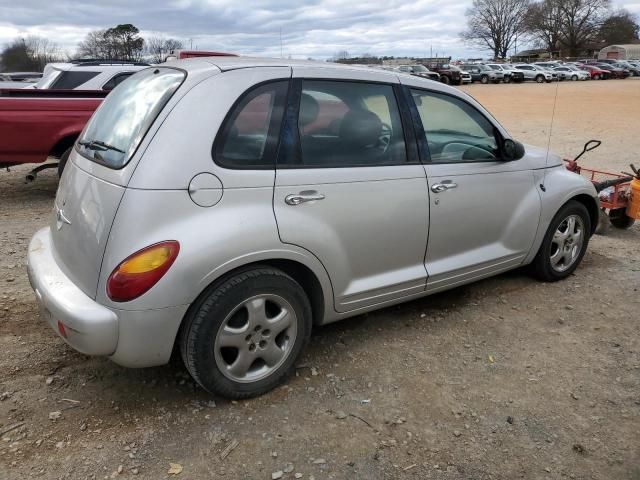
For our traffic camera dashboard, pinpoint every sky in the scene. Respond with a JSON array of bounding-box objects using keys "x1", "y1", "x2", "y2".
[{"x1": 1, "y1": 0, "x2": 639, "y2": 60}]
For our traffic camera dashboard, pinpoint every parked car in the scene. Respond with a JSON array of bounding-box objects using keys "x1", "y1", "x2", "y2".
[
  {"x1": 553, "y1": 65, "x2": 590, "y2": 81},
  {"x1": 612, "y1": 62, "x2": 640, "y2": 76},
  {"x1": 27, "y1": 58, "x2": 599, "y2": 399},
  {"x1": 459, "y1": 68, "x2": 472, "y2": 84},
  {"x1": 0, "y1": 88, "x2": 107, "y2": 176},
  {"x1": 579, "y1": 64, "x2": 609, "y2": 80},
  {"x1": 0, "y1": 71, "x2": 42, "y2": 89},
  {"x1": 513, "y1": 64, "x2": 555, "y2": 83},
  {"x1": 461, "y1": 64, "x2": 503, "y2": 84},
  {"x1": 485, "y1": 64, "x2": 524, "y2": 83},
  {"x1": 29, "y1": 60, "x2": 151, "y2": 90},
  {"x1": 425, "y1": 63, "x2": 463, "y2": 85},
  {"x1": 396, "y1": 64, "x2": 440, "y2": 81},
  {"x1": 164, "y1": 49, "x2": 237, "y2": 61},
  {"x1": 594, "y1": 63, "x2": 629, "y2": 79}
]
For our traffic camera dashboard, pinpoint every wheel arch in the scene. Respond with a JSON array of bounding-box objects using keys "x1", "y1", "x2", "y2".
[
  {"x1": 570, "y1": 193, "x2": 599, "y2": 235},
  {"x1": 49, "y1": 134, "x2": 78, "y2": 158},
  {"x1": 179, "y1": 257, "x2": 330, "y2": 339}
]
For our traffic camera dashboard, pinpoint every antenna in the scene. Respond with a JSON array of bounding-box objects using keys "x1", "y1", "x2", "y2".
[{"x1": 542, "y1": 72, "x2": 561, "y2": 189}]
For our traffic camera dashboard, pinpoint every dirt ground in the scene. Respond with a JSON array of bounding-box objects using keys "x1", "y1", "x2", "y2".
[{"x1": 1, "y1": 79, "x2": 639, "y2": 480}]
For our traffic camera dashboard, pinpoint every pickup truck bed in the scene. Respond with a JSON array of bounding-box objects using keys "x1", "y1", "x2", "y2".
[{"x1": 0, "y1": 89, "x2": 107, "y2": 169}]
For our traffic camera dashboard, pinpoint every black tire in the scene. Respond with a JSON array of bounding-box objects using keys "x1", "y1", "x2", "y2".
[
  {"x1": 530, "y1": 201, "x2": 591, "y2": 282},
  {"x1": 609, "y1": 209, "x2": 636, "y2": 229},
  {"x1": 57, "y1": 147, "x2": 72, "y2": 177},
  {"x1": 571, "y1": 75, "x2": 578, "y2": 81},
  {"x1": 480, "y1": 75, "x2": 489, "y2": 84},
  {"x1": 441, "y1": 75, "x2": 450, "y2": 85},
  {"x1": 593, "y1": 74, "x2": 600, "y2": 80},
  {"x1": 535, "y1": 74, "x2": 545, "y2": 83},
  {"x1": 503, "y1": 76, "x2": 512, "y2": 84},
  {"x1": 179, "y1": 267, "x2": 312, "y2": 399}
]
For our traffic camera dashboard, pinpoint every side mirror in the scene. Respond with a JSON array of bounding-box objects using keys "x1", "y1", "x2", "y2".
[{"x1": 503, "y1": 139, "x2": 525, "y2": 161}]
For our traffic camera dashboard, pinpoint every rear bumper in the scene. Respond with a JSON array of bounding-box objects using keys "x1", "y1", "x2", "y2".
[
  {"x1": 28, "y1": 228, "x2": 119, "y2": 356},
  {"x1": 28, "y1": 227, "x2": 188, "y2": 367}
]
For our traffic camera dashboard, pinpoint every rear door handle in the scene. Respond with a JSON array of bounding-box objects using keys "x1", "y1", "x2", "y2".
[
  {"x1": 430, "y1": 181, "x2": 458, "y2": 193},
  {"x1": 285, "y1": 191, "x2": 325, "y2": 205}
]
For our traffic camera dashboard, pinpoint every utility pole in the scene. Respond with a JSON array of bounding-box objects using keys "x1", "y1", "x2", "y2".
[{"x1": 280, "y1": 28, "x2": 283, "y2": 58}]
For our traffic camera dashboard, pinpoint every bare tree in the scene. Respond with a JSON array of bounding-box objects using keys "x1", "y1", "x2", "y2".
[
  {"x1": 524, "y1": 0, "x2": 564, "y2": 52},
  {"x1": 559, "y1": 0, "x2": 610, "y2": 56},
  {"x1": 1, "y1": 36, "x2": 62, "y2": 71},
  {"x1": 461, "y1": 0, "x2": 531, "y2": 58},
  {"x1": 145, "y1": 35, "x2": 184, "y2": 63}
]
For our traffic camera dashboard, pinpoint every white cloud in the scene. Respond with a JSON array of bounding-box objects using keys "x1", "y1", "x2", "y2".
[{"x1": 0, "y1": 0, "x2": 637, "y2": 60}]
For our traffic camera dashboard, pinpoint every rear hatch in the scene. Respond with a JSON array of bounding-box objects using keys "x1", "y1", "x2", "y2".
[{"x1": 49, "y1": 67, "x2": 186, "y2": 299}]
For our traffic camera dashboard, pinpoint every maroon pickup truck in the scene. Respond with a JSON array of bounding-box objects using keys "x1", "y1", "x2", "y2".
[{"x1": 0, "y1": 89, "x2": 108, "y2": 179}]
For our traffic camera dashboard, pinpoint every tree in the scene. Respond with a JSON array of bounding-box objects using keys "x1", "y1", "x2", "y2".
[
  {"x1": 461, "y1": 0, "x2": 531, "y2": 59},
  {"x1": 599, "y1": 9, "x2": 639, "y2": 45},
  {"x1": 558, "y1": 0, "x2": 610, "y2": 56},
  {"x1": 1, "y1": 36, "x2": 62, "y2": 71},
  {"x1": 524, "y1": 0, "x2": 564, "y2": 52},
  {"x1": 78, "y1": 24, "x2": 144, "y2": 60},
  {"x1": 145, "y1": 36, "x2": 184, "y2": 63}
]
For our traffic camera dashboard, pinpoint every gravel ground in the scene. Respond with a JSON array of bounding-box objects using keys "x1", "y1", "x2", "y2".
[{"x1": 1, "y1": 79, "x2": 639, "y2": 480}]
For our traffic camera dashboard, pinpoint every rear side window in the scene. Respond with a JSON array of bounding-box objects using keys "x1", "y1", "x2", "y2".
[
  {"x1": 51, "y1": 71, "x2": 100, "y2": 89},
  {"x1": 214, "y1": 81, "x2": 288, "y2": 168},
  {"x1": 102, "y1": 72, "x2": 133, "y2": 91},
  {"x1": 77, "y1": 68, "x2": 185, "y2": 169},
  {"x1": 293, "y1": 80, "x2": 407, "y2": 167}
]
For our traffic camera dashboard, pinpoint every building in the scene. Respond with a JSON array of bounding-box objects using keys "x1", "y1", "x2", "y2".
[{"x1": 598, "y1": 44, "x2": 640, "y2": 60}]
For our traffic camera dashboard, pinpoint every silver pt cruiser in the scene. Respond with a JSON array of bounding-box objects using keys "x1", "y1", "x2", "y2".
[{"x1": 28, "y1": 58, "x2": 599, "y2": 398}]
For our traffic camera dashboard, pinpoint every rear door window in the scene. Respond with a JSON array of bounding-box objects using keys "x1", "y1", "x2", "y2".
[
  {"x1": 291, "y1": 80, "x2": 408, "y2": 167},
  {"x1": 77, "y1": 67, "x2": 185, "y2": 169},
  {"x1": 51, "y1": 71, "x2": 100, "y2": 89}
]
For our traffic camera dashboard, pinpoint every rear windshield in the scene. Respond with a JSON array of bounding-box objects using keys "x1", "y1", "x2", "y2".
[{"x1": 77, "y1": 67, "x2": 185, "y2": 169}]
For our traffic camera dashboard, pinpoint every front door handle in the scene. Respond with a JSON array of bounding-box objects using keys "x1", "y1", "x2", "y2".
[
  {"x1": 431, "y1": 181, "x2": 458, "y2": 193},
  {"x1": 285, "y1": 191, "x2": 326, "y2": 205}
]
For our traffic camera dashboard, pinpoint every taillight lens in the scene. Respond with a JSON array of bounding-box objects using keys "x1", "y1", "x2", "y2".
[{"x1": 107, "y1": 241, "x2": 180, "y2": 302}]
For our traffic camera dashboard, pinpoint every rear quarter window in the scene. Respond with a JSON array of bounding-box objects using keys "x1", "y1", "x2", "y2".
[{"x1": 77, "y1": 67, "x2": 185, "y2": 169}]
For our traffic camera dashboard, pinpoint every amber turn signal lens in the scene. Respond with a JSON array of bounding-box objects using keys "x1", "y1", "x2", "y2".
[{"x1": 107, "y1": 241, "x2": 180, "y2": 302}]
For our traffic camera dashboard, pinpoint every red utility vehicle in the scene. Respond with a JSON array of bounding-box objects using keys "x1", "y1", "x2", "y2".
[
  {"x1": 579, "y1": 64, "x2": 609, "y2": 80},
  {"x1": 0, "y1": 89, "x2": 107, "y2": 179}
]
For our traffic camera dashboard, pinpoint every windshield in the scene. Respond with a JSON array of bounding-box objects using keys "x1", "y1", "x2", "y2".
[
  {"x1": 412, "y1": 65, "x2": 428, "y2": 72},
  {"x1": 78, "y1": 67, "x2": 185, "y2": 169}
]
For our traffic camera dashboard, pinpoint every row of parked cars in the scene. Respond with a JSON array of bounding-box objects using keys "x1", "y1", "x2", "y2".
[{"x1": 388, "y1": 58, "x2": 639, "y2": 86}]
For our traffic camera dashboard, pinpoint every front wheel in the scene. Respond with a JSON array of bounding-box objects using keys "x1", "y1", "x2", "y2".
[
  {"x1": 593, "y1": 74, "x2": 600, "y2": 80},
  {"x1": 530, "y1": 201, "x2": 591, "y2": 281},
  {"x1": 179, "y1": 267, "x2": 312, "y2": 399},
  {"x1": 535, "y1": 74, "x2": 545, "y2": 83},
  {"x1": 440, "y1": 75, "x2": 450, "y2": 85},
  {"x1": 503, "y1": 76, "x2": 512, "y2": 84},
  {"x1": 571, "y1": 75, "x2": 578, "y2": 81},
  {"x1": 480, "y1": 75, "x2": 489, "y2": 84}
]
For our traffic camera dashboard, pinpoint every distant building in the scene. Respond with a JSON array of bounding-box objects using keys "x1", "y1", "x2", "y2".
[
  {"x1": 598, "y1": 44, "x2": 640, "y2": 60},
  {"x1": 382, "y1": 57, "x2": 451, "y2": 66}
]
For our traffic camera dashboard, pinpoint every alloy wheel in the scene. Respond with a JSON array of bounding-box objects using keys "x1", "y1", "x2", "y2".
[
  {"x1": 214, "y1": 294, "x2": 297, "y2": 383},
  {"x1": 549, "y1": 214, "x2": 585, "y2": 273}
]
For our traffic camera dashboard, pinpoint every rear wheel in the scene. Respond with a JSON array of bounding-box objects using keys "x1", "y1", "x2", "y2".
[
  {"x1": 179, "y1": 267, "x2": 312, "y2": 399},
  {"x1": 480, "y1": 75, "x2": 489, "y2": 84},
  {"x1": 571, "y1": 74, "x2": 578, "y2": 81},
  {"x1": 57, "y1": 147, "x2": 72, "y2": 177},
  {"x1": 530, "y1": 201, "x2": 591, "y2": 281},
  {"x1": 593, "y1": 74, "x2": 600, "y2": 80},
  {"x1": 535, "y1": 74, "x2": 545, "y2": 83},
  {"x1": 609, "y1": 208, "x2": 636, "y2": 229}
]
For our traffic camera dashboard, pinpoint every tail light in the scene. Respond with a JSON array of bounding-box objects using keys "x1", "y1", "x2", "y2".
[{"x1": 107, "y1": 241, "x2": 180, "y2": 302}]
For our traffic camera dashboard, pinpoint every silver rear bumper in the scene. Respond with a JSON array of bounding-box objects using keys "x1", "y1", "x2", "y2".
[{"x1": 27, "y1": 227, "x2": 119, "y2": 356}]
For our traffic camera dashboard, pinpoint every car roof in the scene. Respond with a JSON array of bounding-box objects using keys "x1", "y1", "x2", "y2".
[{"x1": 170, "y1": 56, "x2": 401, "y2": 81}]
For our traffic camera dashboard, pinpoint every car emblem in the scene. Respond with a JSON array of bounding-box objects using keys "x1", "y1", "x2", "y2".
[{"x1": 55, "y1": 203, "x2": 72, "y2": 230}]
